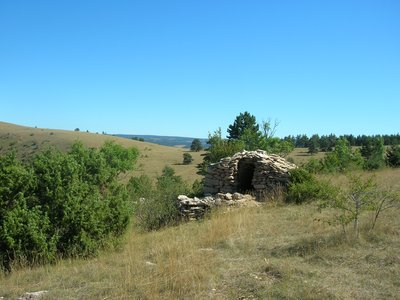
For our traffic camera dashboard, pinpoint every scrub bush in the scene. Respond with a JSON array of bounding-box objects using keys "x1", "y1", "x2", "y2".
[
  {"x1": 386, "y1": 145, "x2": 400, "y2": 167},
  {"x1": 286, "y1": 168, "x2": 337, "y2": 204},
  {"x1": 0, "y1": 142, "x2": 138, "y2": 271},
  {"x1": 130, "y1": 166, "x2": 190, "y2": 231}
]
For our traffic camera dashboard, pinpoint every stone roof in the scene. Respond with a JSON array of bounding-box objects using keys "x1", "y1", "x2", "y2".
[{"x1": 203, "y1": 150, "x2": 296, "y2": 195}]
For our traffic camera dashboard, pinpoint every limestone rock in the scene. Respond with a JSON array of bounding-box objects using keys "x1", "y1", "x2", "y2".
[
  {"x1": 177, "y1": 193, "x2": 258, "y2": 220},
  {"x1": 232, "y1": 192, "x2": 242, "y2": 200},
  {"x1": 17, "y1": 291, "x2": 48, "y2": 300},
  {"x1": 224, "y1": 193, "x2": 233, "y2": 200},
  {"x1": 203, "y1": 150, "x2": 296, "y2": 197}
]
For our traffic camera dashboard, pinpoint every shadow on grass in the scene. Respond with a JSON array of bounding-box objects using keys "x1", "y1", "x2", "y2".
[{"x1": 269, "y1": 233, "x2": 347, "y2": 258}]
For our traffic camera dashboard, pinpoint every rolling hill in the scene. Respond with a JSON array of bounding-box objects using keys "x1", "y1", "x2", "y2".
[
  {"x1": 114, "y1": 134, "x2": 208, "y2": 149},
  {"x1": 1, "y1": 121, "x2": 400, "y2": 299},
  {"x1": 0, "y1": 121, "x2": 322, "y2": 182},
  {"x1": 0, "y1": 121, "x2": 204, "y2": 183}
]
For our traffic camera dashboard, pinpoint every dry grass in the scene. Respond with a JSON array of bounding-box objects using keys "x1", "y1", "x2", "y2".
[
  {"x1": 319, "y1": 168, "x2": 400, "y2": 191},
  {"x1": 0, "y1": 121, "x2": 204, "y2": 184},
  {"x1": 287, "y1": 147, "x2": 326, "y2": 166},
  {"x1": 0, "y1": 122, "x2": 332, "y2": 184},
  {"x1": 1, "y1": 197, "x2": 399, "y2": 299}
]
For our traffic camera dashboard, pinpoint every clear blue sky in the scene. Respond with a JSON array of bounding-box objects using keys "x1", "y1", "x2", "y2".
[{"x1": 1, "y1": 0, "x2": 399, "y2": 138}]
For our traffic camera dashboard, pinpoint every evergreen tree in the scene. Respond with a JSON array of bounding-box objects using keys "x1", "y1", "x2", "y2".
[
  {"x1": 227, "y1": 111, "x2": 259, "y2": 140},
  {"x1": 361, "y1": 137, "x2": 385, "y2": 170},
  {"x1": 308, "y1": 134, "x2": 320, "y2": 155},
  {"x1": 239, "y1": 128, "x2": 263, "y2": 151},
  {"x1": 322, "y1": 137, "x2": 363, "y2": 172},
  {"x1": 190, "y1": 138, "x2": 203, "y2": 152},
  {"x1": 295, "y1": 134, "x2": 309, "y2": 147},
  {"x1": 386, "y1": 145, "x2": 400, "y2": 167},
  {"x1": 197, "y1": 128, "x2": 244, "y2": 175}
]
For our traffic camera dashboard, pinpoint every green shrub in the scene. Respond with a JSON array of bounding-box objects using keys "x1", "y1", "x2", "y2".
[
  {"x1": 197, "y1": 128, "x2": 245, "y2": 175},
  {"x1": 386, "y1": 145, "x2": 400, "y2": 167},
  {"x1": 0, "y1": 152, "x2": 54, "y2": 270},
  {"x1": 364, "y1": 157, "x2": 384, "y2": 170},
  {"x1": 0, "y1": 142, "x2": 138, "y2": 270},
  {"x1": 183, "y1": 153, "x2": 193, "y2": 165},
  {"x1": 304, "y1": 157, "x2": 322, "y2": 174},
  {"x1": 361, "y1": 137, "x2": 385, "y2": 170},
  {"x1": 304, "y1": 138, "x2": 363, "y2": 174},
  {"x1": 286, "y1": 168, "x2": 337, "y2": 204},
  {"x1": 190, "y1": 179, "x2": 204, "y2": 197},
  {"x1": 288, "y1": 167, "x2": 314, "y2": 184},
  {"x1": 130, "y1": 166, "x2": 190, "y2": 231},
  {"x1": 319, "y1": 175, "x2": 400, "y2": 237},
  {"x1": 127, "y1": 174, "x2": 154, "y2": 199},
  {"x1": 261, "y1": 137, "x2": 294, "y2": 157},
  {"x1": 321, "y1": 138, "x2": 363, "y2": 172},
  {"x1": 1, "y1": 201, "x2": 58, "y2": 269}
]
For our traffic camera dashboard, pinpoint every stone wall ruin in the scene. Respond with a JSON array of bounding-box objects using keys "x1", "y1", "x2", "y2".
[
  {"x1": 203, "y1": 150, "x2": 296, "y2": 196},
  {"x1": 178, "y1": 193, "x2": 258, "y2": 221}
]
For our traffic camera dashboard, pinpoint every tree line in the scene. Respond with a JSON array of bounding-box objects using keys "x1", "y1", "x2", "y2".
[
  {"x1": 284, "y1": 133, "x2": 400, "y2": 151},
  {"x1": 195, "y1": 111, "x2": 400, "y2": 174},
  {"x1": 197, "y1": 112, "x2": 294, "y2": 174}
]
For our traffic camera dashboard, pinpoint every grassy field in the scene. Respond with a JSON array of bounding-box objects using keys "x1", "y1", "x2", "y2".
[
  {"x1": 1, "y1": 173, "x2": 399, "y2": 299},
  {"x1": 0, "y1": 122, "x2": 326, "y2": 184},
  {"x1": 287, "y1": 147, "x2": 326, "y2": 165},
  {"x1": 0, "y1": 121, "x2": 204, "y2": 184},
  {"x1": 0, "y1": 122, "x2": 326, "y2": 183},
  {"x1": 1, "y1": 121, "x2": 400, "y2": 299}
]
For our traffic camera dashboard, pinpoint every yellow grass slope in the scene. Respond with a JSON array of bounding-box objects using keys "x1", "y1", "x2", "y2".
[
  {"x1": 0, "y1": 121, "x2": 203, "y2": 183},
  {"x1": 1, "y1": 203, "x2": 399, "y2": 299}
]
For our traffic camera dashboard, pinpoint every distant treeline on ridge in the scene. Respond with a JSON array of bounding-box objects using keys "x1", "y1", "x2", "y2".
[{"x1": 283, "y1": 133, "x2": 400, "y2": 150}]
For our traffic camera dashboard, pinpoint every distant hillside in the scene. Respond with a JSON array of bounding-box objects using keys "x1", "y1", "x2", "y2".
[
  {"x1": 0, "y1": 121, "x2": 204, "y2": 183},
  {"x1": 115, "y1": 134, "x2": 208, "y2": 149}
]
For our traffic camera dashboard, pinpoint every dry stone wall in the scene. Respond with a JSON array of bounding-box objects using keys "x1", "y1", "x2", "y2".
[
  {"x1": 203, "y1": 150, "x2": 296, "y2": 196},
  {"x1": 178, "y1": 193, "x2": 259, "y2": 221}
]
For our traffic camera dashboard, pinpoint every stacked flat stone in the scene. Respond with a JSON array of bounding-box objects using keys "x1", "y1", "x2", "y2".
[
  {"x1": 178, "y1": 195, "x2": 213, "y2": 221},
  {"x1": 203, "y1": 150, "x2": 296, "y2": 195},
  {"x1": 178, "y1": 193, "x2": 256, "y2": 221}
]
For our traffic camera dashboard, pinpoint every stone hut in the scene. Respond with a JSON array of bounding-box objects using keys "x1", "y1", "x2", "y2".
[{"x1": 203, "y1": 150, "x2": 296, "y2": 196}]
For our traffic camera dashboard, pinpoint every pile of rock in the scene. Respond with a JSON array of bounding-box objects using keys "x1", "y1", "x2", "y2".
[
  {"x1": 203, "y1": 150, "x2": 296, "y2": 196},
  {"x1": 178, "y1": 192, "x2": 258, "y2": 221},
  {"x1": 14, "y1": 291, "x2": 48, "y2": 300}
]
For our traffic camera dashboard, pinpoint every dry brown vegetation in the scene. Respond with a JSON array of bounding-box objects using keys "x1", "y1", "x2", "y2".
[
  {"x1": 0, "y1": 122, "x2": 323, "y2": 184},
  {"x1": 1, "y1": 122, "x2": 400, "y2": 299},
  {"x1": 1, "y1": 194, "x2": 399, "y2": 299},
  {"x1": 287, "y1": 147, "x2": 326, "y2": 165},
  {"x1": 0, "y1": 121, "x2": 204, "y2": 183}
]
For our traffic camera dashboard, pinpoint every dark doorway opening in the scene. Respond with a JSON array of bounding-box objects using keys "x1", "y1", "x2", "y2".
[{"x1": 237, "y1": 159, "x2": 256, "y2": 193}]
